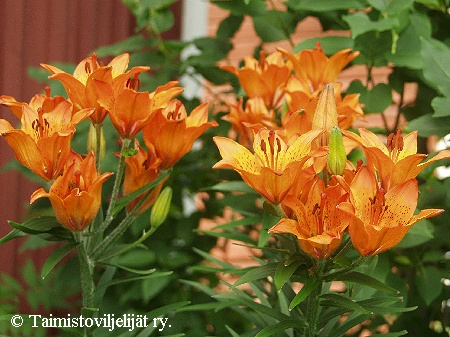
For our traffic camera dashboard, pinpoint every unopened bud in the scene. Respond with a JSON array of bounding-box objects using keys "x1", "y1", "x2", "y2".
[
  {"x1": 328, "y1": 126, "x2": 346, "y2": 175},
  {"x1": 87, "y1": 123, "x2": 106, "y2": 161},
  {"x1": 150, "y1": 186, "x2": 173, "y2": 229},
  {"x1": 312, "y1": 84, "x2": 338, "y2": 147}
]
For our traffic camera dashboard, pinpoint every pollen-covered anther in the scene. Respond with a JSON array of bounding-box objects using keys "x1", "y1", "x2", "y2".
[
  {"x1": 126, "y1": 73, "x2": 141, "y2": 91},
  {"x1": 74, "y1": 170, "x2": 82, "y2": 189},
  {"x1": 166, "y1": 101, "x2": 183, "y2": 121},
  {"x1": 387, "y1": 129, "x2": 404, "y2": 161},
  {"x1": 45, "y1": 86, "x2": 51, "y2": 97}
]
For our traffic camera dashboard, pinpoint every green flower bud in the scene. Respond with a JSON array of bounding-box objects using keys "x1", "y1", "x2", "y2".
[
  {"x1": 150, "y1": 186, "x2": 173, "y2": 229},
  {"x1": 328, "y1": 126, "x2": 346, "y2": 175},
  {"x1": 87, "y1": 123, "x2": 106, "y2": 161}
]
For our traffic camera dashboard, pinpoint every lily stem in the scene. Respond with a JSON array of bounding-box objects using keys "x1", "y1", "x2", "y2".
[
  {"x1": 98, "y1": 138, "x2": 132, "y2": 235},
  {"x1": 305, "y1": 261, "x2": 324, "y2": 337},
  {"x1": 75, "y1": 232, "x2": 95, "y2": 337}
]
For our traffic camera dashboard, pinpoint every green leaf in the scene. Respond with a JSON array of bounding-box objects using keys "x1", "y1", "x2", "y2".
[
  {"x1": 112, "y1": 170, "x2": 171, "y2": 216},
  {"x1": 253, "y1": 11, "x2": 296, "y2": 42},
  {"x1": 149, "y1": 8, "x2": 174, "y2": 34},
  {"x1": 343, "y1": 12, "x2": 399, "y2": 39},
  {"x1": 326, "y1": 313, "x2": 373, "y2": 337},
  {"x1": 320, "y1": 293, "x2": 373, "y2": 314},
  {"x1": 217, "y1": 14, "x2": 244, "y2": 40},
  {"x1": 432, "y1": 97, "x2": 450, "y2": 117},
  {"x1": 416, "y1": 265, "x2": 442, "y2": 305},
  {"x1": 407, "y1": 114, "x2": 450, "y2": 137},
  {"x1": 293, "y1": 36, "x2": 354, "y2": 54},
  {"x1": 255, "y1": 319, "x2": 307, "y2": 337},
  {"x1": 371, "y1": 330, "x2": 408, "y2": 336},
  {"x1": 8, "y1": 216, "x2": 61, "y2": 234},
  {"x1": 286, "y1": 0, "x2": 365, "y2": 11},
  {"x1": 204, "y1": 180, "x2": 258, "y2": 194},
  {"x1": 274, "y1": 259, "x2": 303, "y2": 291},
  {"x1": 395, "y1": 219, "x2": 434, "y2": 248},
  {"x1": 330, "y1": 272, "x2": 399, "y2": 294},
  {"x1": 385, "y1": 11, "x2": 432, "y2": 69},
  {"x1": 98, "y1": 262, "x2": 156, "y2": 276},
  {"x1": 289, "y1": 278, "x2": 321, "y2": 310},
  {"x1": 421, "y1": 38, "x2": 450, "y2": 96},
  {"x1": 0, "y1": 228, "x2": 26, "y2": 245},
  {"x1": 368, "y1": 0, "x2": 415, "y2": 14},
  {"x1": 234, "y1": 263, "x2": 278, "y2": 286},
  {"x1": 211, "y1": 0, "x2": 267, "y2": 16},
  {"x1": 97, "y1": 271, "x2": 173, "y2": 289},
  {"x1": 41, "y1": 242, "x2": 77, "y2": 279},
  {"x1": 347, "y1": 81, "x2": 392, "y2": 113},
  {"x1": 94, "y1": 35, "x2": 150, "y2": 57}
]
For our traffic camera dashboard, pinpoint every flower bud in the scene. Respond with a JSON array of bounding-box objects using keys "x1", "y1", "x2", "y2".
[
  {"x1": 150, "y1": 186, "x2": 173, "y2": 229},
  {"x1": 312, "y1": 84, "x2": 338, "y2": 147},
  {"x1": 87, "y1": 123, "x2": 106, "y2": 161},
  {"x1": 328, "y1": 126, "x2": 346, "y2": 175}
]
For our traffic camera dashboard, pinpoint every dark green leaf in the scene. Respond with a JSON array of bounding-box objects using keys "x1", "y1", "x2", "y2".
[
  {"x1": 371, "y1": 330, "x2": 408, "y2": 336},
  {"x1": 217, "y1": 15, "x2": 244, "y2": 40},
  {"x1": 255, "y1": 319, "x2": 307, "y2": 337},
  {"x1": 416, "y1": 265, "x2": 442, "y2": 305},
  {"x1": 234, "y1": 263, "x2": 278, "y2": 286},
  {"x1": 8, "y1": 216, "x2": 60, "y2": 234},
  {"x1": 368, "y1": 0, "x2": 415, "y2": 14},
  {"x1": 204, "y1": 180, "x2": 258, "y2": 194},
  {"x1": 407, "y1": 114, "x2": 450, "y2": 137},
  {"x1": 421, "y1": 38, "x2": 450, "y2": 96},
  {"x1": 395, "y1": 219, "x2": 434, "y2": 248},
  {"x1": 327, "y1": 313, "x2": 373, "y2": 337},
  {"x1": 289, "y1": 278, "x2": 321, "y2": 310},
  {"x1": 253, "y1": 11, "x2": 296, "y2": 43},
  {"x1": 385, "y1": 11, "x2": 431, "y2": 69},
  {"x1": 41, "y1": 243, "x2": 77, "y2": 279},
  {"x1": 330, "y1": 272, "x2": 399, "y2": 294},
  {"x1": 98, "y1": 262, "x2": 156, "y2": 275},
  {"x1": 286, "y1": 0, "x2": 365, "y2": 11},
  {"x1": 274, "y1": 260, "x2": 303, "y2": 291},
  {"x1": 347, "y1": 81, "x2": 392, "y2": 113},
  {"x1": 0, "y1": 228, "x2": 26, "y2": 245},
  {"x1": 293, "y1": 36, "x2": 354, "y2": 54},
  {"x1": 97, "y1": 271, "x2": 173, "y2": 289},
  {"x1": 320, "y1": 293, "x2": 372, "y2": 314},
  {"x1": 432, "y1": 97, "x2": 450, "y2": 117},
  {"x1": 95, "y1": 35, "x2": 150, "y2": 57},
  {"x1": 149, "y1": 8, "x2": 174, "y2": 34},
  {"x1": 211, "y1": 0, "x2": 267, "y2": 16},
  {"x1": 343, "y1": 13, "x2": 399, "y2": 39}
]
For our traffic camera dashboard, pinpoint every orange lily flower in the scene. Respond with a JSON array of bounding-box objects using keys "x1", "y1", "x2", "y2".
[
  {"x1": 123, "y1": 140, "x2": 168, "y2": 214},
  {"x1": 143, "y1": 100, "x2": 218, "y2": 169},
  {"x1": 93, "y1": 77, "x2": 183, "y2": 139},
  {"x1": 213, "y1": 127, "x2": 327, "y2": 205},
  {"x1": 221, "y1": 50, "x2": 291, "y2": 109},
  {"x1": 30, "y1": 152, "x2": 113, "y2": 231},
  {"x1": 223, "y1": 97, "x2": 278, "y2": 148},
  {"x1": 279, "y1": 43, "x2": 359, "y2": 95},
  {"x1": 348, "y1": 128, "x2": 450, "y2": 188},
  {"x1": 41, "y1": 53, "x2": 149, "y2": 124},
  {"x1": 0, "y1": 87, "x2": 66, "y2": 120},
  {"x1": 269, "y1": 177, "x2": 350, "y2": 259},
  {"x1": 0, "y1": 99, "x2": 92, "y2": 181},
  {"x1": 337, "y1": 166, "x2": 443, "y2": 256}
]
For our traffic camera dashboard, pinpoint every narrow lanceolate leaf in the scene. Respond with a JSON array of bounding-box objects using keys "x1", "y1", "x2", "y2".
[
  {"x1": 320, "y1": 293, "x2": 373, "y2": 314},
  {"x1": 8, "y1": 216, "x2": 60, "y2": 234},
  {"x1": 0, "y1": 228, "x2": 26, "y2": 245},
  {"x1": 234, "y1": 263, "x2": 278, "y2": 286},
  {"x1": 289, "y1": 278, "x2": 321, "y2": 310},
  {"x1": 274, "y1": 259, "x2": 303, "y2": 291},
  {"x1": 41, "y1": 242, "x2": 77, "y2": 279},
  {"x1": 255, "y1": 319, "x2": 307, "y2": 337},
  {"x1": 330, "y1": 271, "x2": 399, "y2": 294}
]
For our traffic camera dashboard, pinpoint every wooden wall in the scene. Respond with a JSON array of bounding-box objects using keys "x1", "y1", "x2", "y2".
[{"x1": 0, "y1": 0, "x2": 135, "y2": 279}]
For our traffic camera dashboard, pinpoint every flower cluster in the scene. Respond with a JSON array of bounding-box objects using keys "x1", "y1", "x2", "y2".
[
  {"x1": 214, "y1": 45, "x2": 450, "y2": 258},
  {"x1": 0, "y1": 53, "x2": 217, "y2": 231}
]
